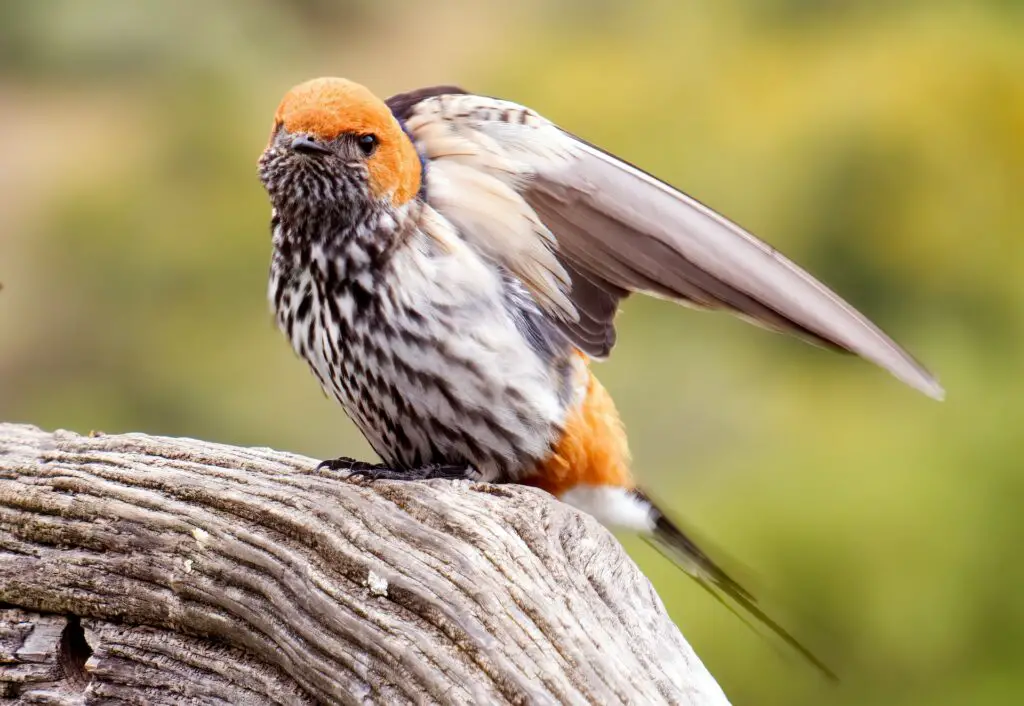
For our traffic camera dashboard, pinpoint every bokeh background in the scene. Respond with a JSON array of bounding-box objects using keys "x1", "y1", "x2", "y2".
[{"x1": 1, "y1": 1, "x2": 1021, "y2": 703}]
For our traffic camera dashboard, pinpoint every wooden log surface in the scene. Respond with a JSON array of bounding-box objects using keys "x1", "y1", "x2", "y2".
[{"x1": 0, "y1": 423, "x2": 729, "y2": 705}]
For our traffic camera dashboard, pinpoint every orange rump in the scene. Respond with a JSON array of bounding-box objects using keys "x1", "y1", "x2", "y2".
[{"x1": 526, "y1": 362, "x2": 634, "y2": 496}]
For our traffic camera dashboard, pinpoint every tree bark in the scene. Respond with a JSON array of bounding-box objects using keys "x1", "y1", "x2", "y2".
[{"x1": 0, "y1": 423, "x2": 728, "y2": 705}]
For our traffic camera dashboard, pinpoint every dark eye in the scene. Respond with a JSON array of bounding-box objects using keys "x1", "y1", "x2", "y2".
[{"x1": 357, "y1": 134, "x2": 378, "y2": 156}]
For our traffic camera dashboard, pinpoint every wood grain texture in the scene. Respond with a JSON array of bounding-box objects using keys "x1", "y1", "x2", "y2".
[{"x1": 0, "y1": 423, "x2": 728, "y2": 705}]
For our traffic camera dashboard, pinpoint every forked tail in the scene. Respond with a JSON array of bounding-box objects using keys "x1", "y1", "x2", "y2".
[{"x1": 638, "y1": 490, "x2": 838, "y2": 682}]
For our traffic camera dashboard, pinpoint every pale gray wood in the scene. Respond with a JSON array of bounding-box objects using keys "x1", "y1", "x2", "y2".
[{"x1": 0, "y1": 423, "x2": 728, "y2": 705}]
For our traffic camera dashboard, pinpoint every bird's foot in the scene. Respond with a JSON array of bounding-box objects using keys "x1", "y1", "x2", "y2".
[{"x1": 316, "y1": 457, "x2": 477, "y2": 482}]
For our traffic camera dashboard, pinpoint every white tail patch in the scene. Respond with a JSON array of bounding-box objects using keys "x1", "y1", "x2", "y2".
[{"x1": 560, "y1": 484, "x2": 656, "y2": 533}]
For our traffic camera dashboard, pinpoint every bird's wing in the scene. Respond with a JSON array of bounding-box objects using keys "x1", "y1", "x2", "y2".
[{"x1": 388, "y1": 87, "x2": 944, "y2": 399}]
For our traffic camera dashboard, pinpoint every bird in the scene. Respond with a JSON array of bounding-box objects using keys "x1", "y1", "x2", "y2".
[{"x1": 258, "y1": 77, "x2": 943, "y2": 678}]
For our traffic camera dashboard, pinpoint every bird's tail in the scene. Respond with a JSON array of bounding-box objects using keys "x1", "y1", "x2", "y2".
[{"x1": 638, "y1": 490, "x2": 838, "y2": 681}]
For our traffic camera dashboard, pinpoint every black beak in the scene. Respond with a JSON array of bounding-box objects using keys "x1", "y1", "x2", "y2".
[{"x1": 290, "y1": 135, "x2": 332, "y2": 156}]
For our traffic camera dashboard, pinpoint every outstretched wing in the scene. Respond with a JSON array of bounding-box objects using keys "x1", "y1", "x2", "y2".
[{"x1": 387, "y1": 87, "x2": 944, "y2": 400}]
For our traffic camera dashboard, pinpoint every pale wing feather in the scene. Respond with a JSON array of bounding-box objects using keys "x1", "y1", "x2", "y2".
[
  {"x1": 475, "y1": 104, "x2": 942, "y2": 399},
  {"x1": 527, "y1": 141, "x2": 944, "y2": 399},
  {"x1": 396, "y1": 90, "x2": 943, "y2": 399}
]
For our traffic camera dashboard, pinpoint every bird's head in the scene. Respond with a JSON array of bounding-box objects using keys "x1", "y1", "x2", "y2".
[{"x1": 258, "y1": 77, "x2": 422, "y2": 225}]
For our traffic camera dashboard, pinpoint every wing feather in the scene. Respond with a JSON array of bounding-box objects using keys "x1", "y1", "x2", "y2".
[{"x1": 389, "y1": 88, "x2": 944, "y2": 399}]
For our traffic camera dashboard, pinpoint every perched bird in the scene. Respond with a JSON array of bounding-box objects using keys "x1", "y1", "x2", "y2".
[{"x1": 258, "y1": 77, "x2": 943, "y2": 677}]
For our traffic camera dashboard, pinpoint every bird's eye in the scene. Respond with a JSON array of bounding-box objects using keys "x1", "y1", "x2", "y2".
[{"x1": 357, "y1": 134, "x2": 378, "y2": 157}]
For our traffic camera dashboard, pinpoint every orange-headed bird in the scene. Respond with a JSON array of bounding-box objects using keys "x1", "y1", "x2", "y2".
[{"x1": 258, "y1": 78, "x2": 943, "y2": 677}]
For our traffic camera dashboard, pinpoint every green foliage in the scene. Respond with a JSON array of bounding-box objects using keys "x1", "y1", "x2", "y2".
[{"x1": 1, "y1": 2, "x2": 1021, "y2": 702}]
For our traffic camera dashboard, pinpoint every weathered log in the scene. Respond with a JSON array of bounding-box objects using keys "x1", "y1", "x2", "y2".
[{"x1": 0, "y1": 423, "x2": 728, "y2": 705}]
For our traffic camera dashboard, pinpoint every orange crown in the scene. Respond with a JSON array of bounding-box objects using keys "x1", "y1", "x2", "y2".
[{"x1": 273, "y1": 77, "x2": 422, "y2": 205}]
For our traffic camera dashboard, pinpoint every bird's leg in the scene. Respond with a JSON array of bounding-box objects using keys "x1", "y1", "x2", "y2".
[
  {"x1": 350, "y1": 463, "x2": 478, "y2": 482},
  {"x1": 316, "y1": 457, "x2": 478, "y2": 482},
  {"x1": 315, "y1": 457, "x2": 384, "y2": 474}
]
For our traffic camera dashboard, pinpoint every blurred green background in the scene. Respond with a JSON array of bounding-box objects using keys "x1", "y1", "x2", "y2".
[{"x1": 1, "y1": 1, "x2": 1020, "y2": 703}]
